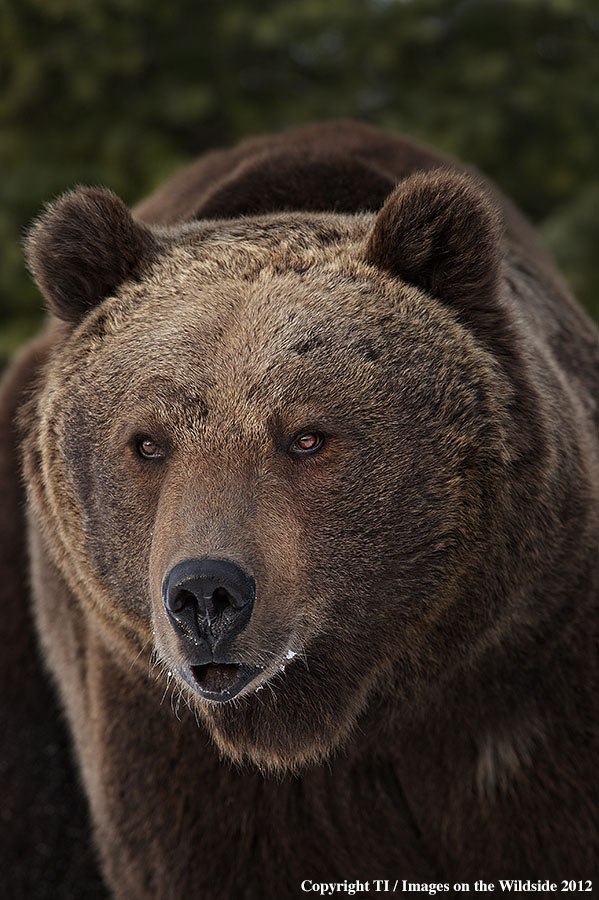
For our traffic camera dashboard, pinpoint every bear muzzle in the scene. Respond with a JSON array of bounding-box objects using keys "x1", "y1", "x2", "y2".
[{"x1": 162, "y1": 558, "x2": 262, "y2": 701}]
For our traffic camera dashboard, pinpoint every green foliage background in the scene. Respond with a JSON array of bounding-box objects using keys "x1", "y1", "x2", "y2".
[{"x1": 1, "y1": 0, "x2": 597, "y2": 364}]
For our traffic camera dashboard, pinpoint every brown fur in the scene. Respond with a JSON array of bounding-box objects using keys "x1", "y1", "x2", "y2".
[
  {"x1": 2, "y1": 121, "x2": 598, "y2": 897},
  {"x1": 0, "y1": 327, "x2": 108, "y2": 898},
  {"x1": 26, "y1": 188, "x2": 160, "y2": 325}
]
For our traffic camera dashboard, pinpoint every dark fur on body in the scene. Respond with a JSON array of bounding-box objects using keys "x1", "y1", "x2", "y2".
[{"x1": 1, "y1": 121, "x2": 597, "y2": 897}]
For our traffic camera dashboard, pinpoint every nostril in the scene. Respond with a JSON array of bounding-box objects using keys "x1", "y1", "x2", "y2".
[
  {"x1": 211, "y1": 586, "x2": 233, "y2": 615},
  {"x1": 166, "y1": 583, "x2": 245, "y2": 619},
  {"x1": 168, "y1": 588, "x2": 196, "y2": 614}
]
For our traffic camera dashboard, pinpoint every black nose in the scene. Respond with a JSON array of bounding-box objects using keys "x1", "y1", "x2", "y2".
[{"x1": 162, "y1": 558, "x2": 255, "y2": 651}]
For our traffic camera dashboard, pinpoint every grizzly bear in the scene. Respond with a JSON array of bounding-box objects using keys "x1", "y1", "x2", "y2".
[{"x1": 1, "y1": 121, "x2": 597, "y2": 898}]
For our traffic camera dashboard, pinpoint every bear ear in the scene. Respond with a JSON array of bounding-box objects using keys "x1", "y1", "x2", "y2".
[
  {"x1": 25, "y1": 187, "x2": 160, "y2": 325},
  {"x1": 365, "y1": 171, "x2": 503, "y2": 332}
]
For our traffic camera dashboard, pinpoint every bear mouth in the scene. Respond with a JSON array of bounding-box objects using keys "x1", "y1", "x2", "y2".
[{"x1": 187, "y1": 663, "x2": 262, "y2": 702}]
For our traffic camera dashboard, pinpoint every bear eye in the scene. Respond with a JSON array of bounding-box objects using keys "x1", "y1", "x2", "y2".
[
  {"x1": 289, "y1": 431, "x2": 325, "y2": 456},
  {"x1": 136, "y1": 437, "x2": 165, "y2": 460}
]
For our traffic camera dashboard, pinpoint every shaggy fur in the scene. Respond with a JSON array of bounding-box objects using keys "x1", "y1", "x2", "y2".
[
  {"x1": 1, "y1": 121, "x2": 597, "y2": 898},
  {"x1": 26, "y1": 188, "x2": 160, "y2": 324}
]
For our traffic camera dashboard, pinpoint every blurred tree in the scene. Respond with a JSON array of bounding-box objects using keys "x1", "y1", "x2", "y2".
[{"x1": 0, "y1": 0, "x2": 596, "y2": 363}]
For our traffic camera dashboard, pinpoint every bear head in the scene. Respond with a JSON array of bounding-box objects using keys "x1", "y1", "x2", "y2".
[{"x1": 24, "y1": 172, "x2": 516, "y2": 771}]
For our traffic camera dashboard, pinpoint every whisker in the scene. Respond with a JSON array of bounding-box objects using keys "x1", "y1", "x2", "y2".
[{"x1": 130, "y1": 638, "x2": 151, "y2": 670}]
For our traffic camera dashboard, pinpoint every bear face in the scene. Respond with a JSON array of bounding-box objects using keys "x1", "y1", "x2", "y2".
[{"x1": 24, "y1": 175, "x2": 531, "y2": 772}]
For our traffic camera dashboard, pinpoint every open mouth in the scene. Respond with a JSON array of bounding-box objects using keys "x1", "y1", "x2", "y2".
[{"x1": 187, "y1": 663, "x2": 263, "y2": 701}]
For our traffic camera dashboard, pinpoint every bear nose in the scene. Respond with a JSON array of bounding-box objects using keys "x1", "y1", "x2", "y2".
[{"x1": 162, "y1": 558, "x2": 255, "y2": 650}]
